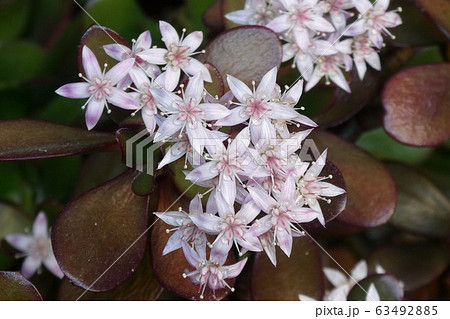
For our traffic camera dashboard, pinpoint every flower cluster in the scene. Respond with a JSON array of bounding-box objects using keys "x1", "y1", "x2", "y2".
[
  {"x1": 56, "y1": 21, "x2": 345, "y2": 298},
  {"x1": 226, "y1": 0, "x2": 402, "y2": 92}
]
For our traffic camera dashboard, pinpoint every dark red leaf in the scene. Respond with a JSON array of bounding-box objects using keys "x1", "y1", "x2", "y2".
[
  {"x1": 0, "y1": 271, "x2": 42, "y2": 301},
  {"x1": 252, "y1": 237, "x2": 324, "y2": 300},
  {"x1": 0, "y1": 119, "x2": 116, "y2": 161},
  {"x1": 347, "y1": 274, "x2": 404, "y2": 301},
  {"x1": 311, "y1": 130, "x2": 397, "y2": 228},
  {"x1": 415, "y1": 0, "x2": 450, "y2": 38},
  {"x1": 52, "y1": 170, "x2": 148, "y2": 292},
  {"x1": 382, "y1": 63, "x2": 450, "y2": 146}
]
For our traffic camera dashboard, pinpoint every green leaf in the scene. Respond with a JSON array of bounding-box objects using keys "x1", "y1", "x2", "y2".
[
  {"x1": 0, "y1": 41, "x2": 45, "y2": 85},
  {"x1": 356, "y1": 128, "x2": 434, "y2": 165},
  {"x1": 0, "y1": 203, "x2": 31, "y2": 241},
  {"x1": 369, "y1": 242, "x2": 450, "y2": 290},
  {"x1": 0, "y1": 271, "x2": 42, "y2": 301},
  {"x1": 347, "y1": 274, "x2": 404, "y2": 301},
  {"x1": 387, "y1": 163, "x2": 450, "y2": 238},
  {"x1": 382, "y1": 63, "x2": 450, "y2": 146},
  {"x1": 311, "y1": 130, "x2": 397, "y2": 228},
  {"x1": 0, "y1": 0, "x2": 30, "y2": 41},
  {"x1": 52, "y1": 170, "x2": 149, "y2": 291},
  {"x1": 252, "y1": 237, "x2": 324, "y2": 300},
  {"x1": 0, "y1": 119, "x2": 117, "y2": 161}
]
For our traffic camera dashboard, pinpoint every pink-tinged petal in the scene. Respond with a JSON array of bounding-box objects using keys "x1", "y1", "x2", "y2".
[
  {"x1": 116, "y1": 74, "x2": 133, "y2": 90},
  {"x1": 154, "y1": 211, "x2": 189, "y2": 226},
  {"x1": 237, "y1": 235, "x2": 263, "y2": 252},
  {"x1": 160, "y1": 21, "x2": 180, "y2": 46},
  {"x1": 236, "y1": 201, "x2": 260, "y2": 224},
  {"x1": 106, "y1": 58, "x2": 135, "y2": 85},
  {"x1": 261, "y1": 233, "x2": 277, "y2": 265},
  {"x1": 248, "y1": 215, "x2": 273, "y2": 237},
  {"x1": 369, "y1": 31, "x2": 384, "y2": 49},
  {"x1": 266, "y1": 14, "x2": 290, "y2": 33},
  {"x1": 181, "y1": 241, "x2": 202, "y2": 267},
  {"x1": 43, "y1": 253, "x2": 64, "y2": 278},
  {"x1": 250, "y1": 116, "x2": 276, "y2": 145},
  {"x1": 153, "y1": 114, "x2": 183, "y2": 142},
  {"x1": 267, "y1": 102, "x2": 301, "y2": 120},
  {"x1": 376, "y1": 0, "x2": 390, "y2": 12},
  {"x1": 365, "y1": 51, "x2": 381, "y2": 71},
  {"x1": 327, "y1": 286, "x2": 348, "y2": 301},
  {"x1": 138, "y1": 48, "x2": 168, "y2": 65},
  {"x1": 290, "y1": 207, "x2": 320, "y2": 223},
  {"x1": 366, "y1": 284, "x2": 380, "y2": 301},
  {"x1": 352, "y1": 0, "x2": 372, "y2": 13},
  {"x1": 283, "y1": 79, "x2": 303, "y2": 105},
  {"x1": 227, "y1": 75, "x2": 252, "y2": 104},
  {"x1": 211, "y1": 234, "x2": 234, "y2": 258},
  {"x1": 355, "y1": 58, "x2": 367, "y2": 80},
  {"x1": 129, "y1": 67, "x2": 150, "y2": 88},
  {"x1": 150, "y1": 89, "x2": 181, "y2": 112},
  {"x1": 162, "y1": 229, "x2": 183, "y2": 255},
  {"x1": 282, "y1": 43, "x2": 295, "y2": 62},
  {"x1": 157, "y1": 142, "x2": 186, "y2": 169},
  {"x1": 307, "y1": 149, "x2": 327, "y2": 176},
  {"x1": 382, "y1": 12, "x2": 402, "y2": 28},
  {"x1": 344, "y1": 19, "x2": 366, "y2": 36},
  {"x1": 82, "y1": 46, "x2": 101, "y2": 80},
  {"x1": 334, "y1": 39, "x2": 353, "y2": 55},
  {"x1": 55, "y1": 82, "x2": 90, "y2": 99},
  {"x1": 164, "y1": 67, "x2": 181, "y2": 91},
  {"x1": 323, "y1": 267, "x2": 347, "y2": 287},
  {"x1": 221, "y1": 257, "x2": 248, "y2": 279},
  {"x1": 21, "y1": 256, "x2": 41, "y2": 278},
  {"x1": 186, "y1": 161, "x2": 219, "y2": 182},
  {"x1": 182, "y1": 31, "x2": 203, "y2": 52},
  {"x1": 276, "y1": 226, "x2": 292, "y2": 257},
  {"x1": 248, "y1": 187, "x2": 276, "y2": 214},
  {"x1": 296, "y1": 56, "x2": 314, "y2": 80},
  {"x1": 218, "y1": 175, "x2": 237, "y2": 207},
  {"x1": 206, "y1": 189, "x2": 218, "y2": 214},
  {"x1": 308, "y1": 199, "x2": 325, "y2": 225},
  {"x1": 85, "y1": 99, "x2": 104, "y2": 130},
  {"x1": 305, "y1": 16, "x2": 335, "y2": 32},
  {"x1": 279, "y1": 176, "x2": 296, "y2": 203},
  {"x1": 189, "y1": 195, "x2": 204, "y2": 215},
  {"x1": 214, "y1": 107, "x2": 249, "y2": 126},
  {"x1": 199, "y1": 103, "x2": 231, "y2": 121},
  {"x1": 299, "y1": 294, "x2": 316, "y2": 301},
  {"x1": 319, "y1": 181, "x2": 346, "y2": 197},
  {"x1": 230, "y1": 126, "x2": 250, "y2": 156},
  {"x1": 225, "y1": 10, "x2": 254, "y2": 25},
  {"x1": 185, "y1": 73, "x2": 204, "y2": 103},
  {"x1": 142, "y1": 108, "x2": 156, "y2": 134},
  {"x1": 304, "y1": 68, "x2": 323, "y2": 92},
  {"x1": 5, "y1": 234, "x2": 31, "y2": 251},
  {"x1": 352, "y1": 260, "x2": 368, "y2": 281},
  {"x1": 330, "y1": 11, "x2": 347, "y2": 30},
  {"x1": 135, "y1": 30, "x2": 152, "y2": 50},
  {"x1": 103, "y1": 44, "x2": 130, "y2": 61},
  {"x1": 108, "y1": 88, "x2": 139, "y2": 110},
  {"x1": 330, "y1": 69, "x2": 351, "y2": 92},
  {"x1": 32, "y1": 212, "x2": 48, "y2": 238},
  {"x1": 256, "y1": 67, "x2": 277, "y2": 98},
  {"x1": 293, "y1": 28, "x2": 311, "y2": 52},
  {"x1": 182, "y1": 58, "x2": 212, "y2": 82}
]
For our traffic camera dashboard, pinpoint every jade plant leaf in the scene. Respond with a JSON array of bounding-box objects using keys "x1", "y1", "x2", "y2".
[
  {"x1": 202, "y1": 26, "x2": 282, "y2": 87},
  {"x1": 387, "y1": 163, "x2": 450, "y2": 238},
  {"x1": 0, "y1": 271, "x2": 42, "y2": 301},
  {"x1": 347, "y1": 274, "x2": 404, "y2": 301},
  {"x1": 77, "y1": 24, "x2": 128, "y2": 74},
  {"x1": 311, "y1": 130, "x2": 396, "y2": 228},
  {"x1": 382, "y1": 63, "x2": 450, "y2": 146},
  {"x1": 252, "y1": 237, "x2": 324, "y2": 300},
  {"x1": 0, "y1": 119, "x2": 117, "y2": 161},
  {"x1": 58, "y1": 253, "x2": 163, "y2": 300},
  {"x1": 415, "y1": 0, "x2": 450, "y2": 38},
  {"x1": 52, "y1": 170, "x2": 149, "y2": 292},
  {"x1": 150, "y1": 179, "x2": 235, "y2": 300},
  {"x1": 369, "y1": 243, "x2": 450, "y2": 291}
]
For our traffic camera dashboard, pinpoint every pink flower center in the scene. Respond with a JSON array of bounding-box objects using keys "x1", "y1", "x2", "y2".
[
  {"x1": 246, "y1": 97, "x2": 269, "y2": 119},
  {"x1": 140, "y1": 85, "x2": 157, "y2": 114},
  {"x1": 292, "y1": 7, "x2": 312, "y2": 27},
  {"x1": 166, "y1": 44, "x2": 190, "y2": 68},
  {"x1": 28, "y1": 237, "x2": 51, "y2": 259},
  {"x1": 88, "y1": 77, "x2": 112, "y2": 101},
  {"x1": 216, "y1": 153, "x2": 240, "y2": 177},
  {"x1": 220, "y1": 215, "x2": 244, "y2": 239},
  {"x1": 176, "y1": 98, "x2": 202, "y2": 124}
]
